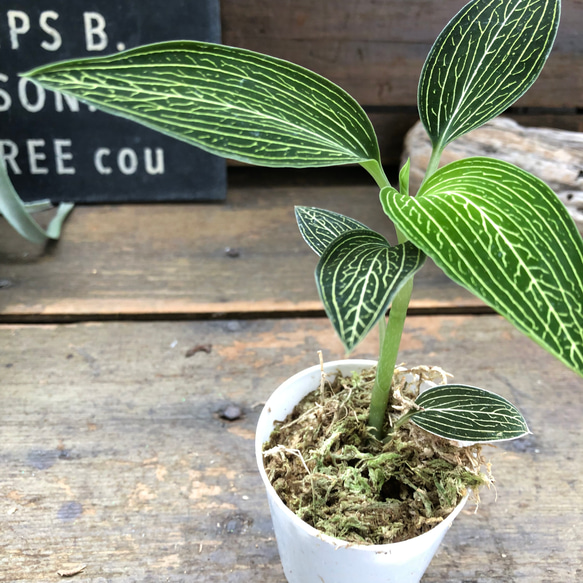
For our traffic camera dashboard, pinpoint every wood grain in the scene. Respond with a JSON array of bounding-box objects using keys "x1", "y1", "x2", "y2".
[
  {"x1": 221, "y1": 0, "x2": 583, "y2": 109},
  {"x1": 1, "y1": 316, "x2": 581, "y2": 581},
  {"x1": 0, "y1": 186, "x2": 484, "y2": 321}
]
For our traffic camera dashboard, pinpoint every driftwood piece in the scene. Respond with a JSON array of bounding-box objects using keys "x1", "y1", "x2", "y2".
[{"x1": 403, "y1": 117, "x2": 583, "y2": 230}]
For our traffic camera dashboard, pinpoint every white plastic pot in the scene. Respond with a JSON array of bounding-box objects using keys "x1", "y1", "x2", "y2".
[{"x1": 256, "y1": 359, "x2": 468, "y2": 583}]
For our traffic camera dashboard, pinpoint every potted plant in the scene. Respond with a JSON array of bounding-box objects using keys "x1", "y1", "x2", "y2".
[{"x1": 22, "y1": 0, "x2": 582, "y2": 580}]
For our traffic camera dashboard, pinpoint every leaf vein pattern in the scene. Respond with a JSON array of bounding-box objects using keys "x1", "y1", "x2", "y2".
[
  {"x1": 32, "y1": 43, "x2": 380, "y2": 166},
  {"x1": 382, "y1": 158, "x2": 583, "y2": 374}
]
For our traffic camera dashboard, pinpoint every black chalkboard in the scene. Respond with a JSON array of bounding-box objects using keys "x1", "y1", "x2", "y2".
[{"x1": 0, "y1": 0, "x2": 226, "y2": 203}]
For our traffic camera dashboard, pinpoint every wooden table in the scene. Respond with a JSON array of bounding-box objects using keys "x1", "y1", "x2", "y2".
[{"x1": 1, "y1": 182, "x2": 582, "y2": 582}]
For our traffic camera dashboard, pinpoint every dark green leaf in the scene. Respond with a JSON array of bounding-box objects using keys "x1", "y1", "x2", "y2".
[
  {"x1": 316, "y1": 230, "x2": 426, "y2": 352},
  {"x1": 411, "y1": 384, "x2": 530, "y2": 442},
  {"x1": 419, "y1": 0, "x2": 560, "y2": 149},
  {"x1": 295, "y1": 206, "x2": 368, "y2": 256},
  {"x1": 380, "y1": 157, "x2": 583, "y2": 377},
  {"x1": 24, "y1": 41, "x2": 380, "y2": 169}
]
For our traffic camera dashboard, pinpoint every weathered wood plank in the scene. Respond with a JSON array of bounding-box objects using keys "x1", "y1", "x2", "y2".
[
  {"x1": 1, "y1": 316, "x2": 581, "y2": 581},
  {"x1": 221, "y1": 0, "x2": 583, "y2": 109},
  {"x1": 0, "y1": 187, "x2": 483, "y2": 320}
]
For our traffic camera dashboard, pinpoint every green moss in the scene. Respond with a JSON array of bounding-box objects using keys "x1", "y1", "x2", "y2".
[{"x1": 263, "y1": 365, "x2": 492, "y2": 545}]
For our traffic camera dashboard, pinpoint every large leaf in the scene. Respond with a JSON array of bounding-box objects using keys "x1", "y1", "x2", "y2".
[
  {"x1": 295, "y1": 206, "x2": 368, "y2": 256},
  {"x1": 23, "y1": 41, "x2": 380, "y2": 169},
  {"x1": 380, "y1": 157, "x2": 583, "y2": 377},
  {"x1": 411, "y1": 384, "x2": 530, "y2": 442},
  {"x1": 316, "y1": 230, "x2": 426, "y2": 352},
  {"x1": 419, "y1": 0, "x2": 560, "y2": 150}
]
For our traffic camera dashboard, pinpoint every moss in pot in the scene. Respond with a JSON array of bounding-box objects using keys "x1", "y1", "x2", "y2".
[
  {"x1": 22, "y1": 0, "x2": 583, "y2": 577},
  {"x1": 262, "y1": 362, "x2": 493, "y2": 545}
]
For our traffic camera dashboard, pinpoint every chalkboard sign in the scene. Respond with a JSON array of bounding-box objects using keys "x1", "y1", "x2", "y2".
[{"x1": 0, "y1": 0, "x2": 226, "y2": 203}]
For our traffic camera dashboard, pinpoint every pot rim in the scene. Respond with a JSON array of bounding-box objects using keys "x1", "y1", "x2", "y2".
[{"x1": 255, "y1": 358, "x2": 469, "y2": 552}]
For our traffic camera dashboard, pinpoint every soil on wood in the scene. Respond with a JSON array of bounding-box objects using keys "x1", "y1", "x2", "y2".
[{"x1": 263, "y1": 365, "x2": 492, "y2": 545}]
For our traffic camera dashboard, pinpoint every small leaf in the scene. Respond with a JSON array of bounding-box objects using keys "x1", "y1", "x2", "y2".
[
  {"x1": 295, "y1": 206, "x2": 368, "y2": 256},
  {"x1": 380, "y1": 157, "x2": 583, "y2": 377},
  {"x1": 419, "y1": 0, "x2": 560, "y2": 149},
  {"x1": 316, "y1": 230, "x2": 426, "y2": 352},
  {"x1": 399, "y1": 159, "x2": 411, "y2": 197},
  {"x1": 411, "y1": 384, "x2": 530, "y2": 442},
  {"x1": 24, "y1": 41, "x2": 381, "y2": 169}
]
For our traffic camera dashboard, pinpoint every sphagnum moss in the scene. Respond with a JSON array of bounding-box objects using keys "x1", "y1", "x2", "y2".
[{"x1": 263, "y1": 365, "x2": 492, "y2": 545}]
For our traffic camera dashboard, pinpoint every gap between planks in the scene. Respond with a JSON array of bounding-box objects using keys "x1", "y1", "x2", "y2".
[{"x1": 0, "y1": 305, "x2": 496, "y2": 325}]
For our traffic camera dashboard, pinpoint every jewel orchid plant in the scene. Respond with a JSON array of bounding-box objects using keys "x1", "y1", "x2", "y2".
[{"x1": 23, "y1": 0, "x2": 582, "y2": 442}]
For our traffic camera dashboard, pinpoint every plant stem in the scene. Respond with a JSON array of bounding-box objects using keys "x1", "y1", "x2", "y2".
[
  {"x1": 361, "y1": 159, "x2": 390, "y2": 191},
  {"x1": 362, "y1": 160, "x2": 415, "y2": 437},
  {"x1": 362, "y1": 150, "x2": 442, "y2": 438},
  {"x1": 387, "y1": 410, "x2": 417, "y2": 436},
  {"x1": 419, "y1": 143, "x2": 443, "y2": 190},
  {"x1": 368, "y1": 275, "x2": 414, "y2": 437}
]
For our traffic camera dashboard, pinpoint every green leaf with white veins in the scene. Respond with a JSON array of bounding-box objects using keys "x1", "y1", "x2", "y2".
[
  {"x1": 411, "y1": 385, "x2": 530, "y2": 442},
  {"x1": 380, "y1": 157, "x2": 583, "y2": 378},
  {"x1": 419, "y1": 0, "x2": 560, "y2": 150},
  {"x1": 23, "y1": 42, "x2": 381, "y2": 169},
  {"x1": 295, "y1": 206, "x2": 368, "y2": 256},
  {"x1": 316, "y1": 230, "x2": 426, "y2": 352}
]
